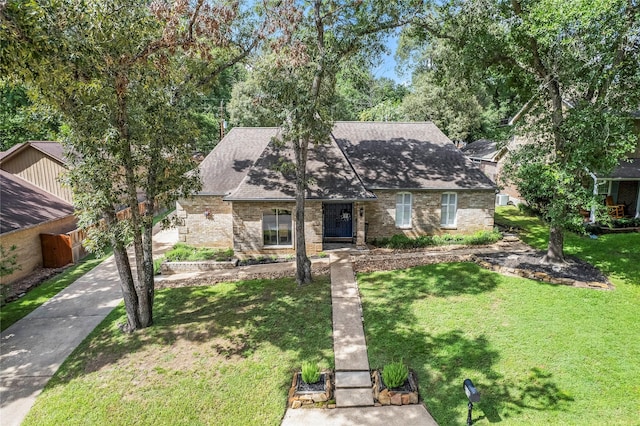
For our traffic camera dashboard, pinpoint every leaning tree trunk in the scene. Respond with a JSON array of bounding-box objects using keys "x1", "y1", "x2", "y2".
[
  {"x1": 294, "y1": 138, "x2": 312, "y2": 285},
  {"x1": 106, "y1": 212, "x2": 141, "y2": 332}
]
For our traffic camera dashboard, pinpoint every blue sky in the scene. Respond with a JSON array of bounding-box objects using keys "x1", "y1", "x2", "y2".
[{"x1": 370, "y1": 33, "x2": 411, "y2": 85}]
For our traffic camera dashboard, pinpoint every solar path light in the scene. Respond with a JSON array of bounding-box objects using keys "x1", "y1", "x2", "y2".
[{"x1": 463, "y1": 378, "x2": 480, "y2": 426}]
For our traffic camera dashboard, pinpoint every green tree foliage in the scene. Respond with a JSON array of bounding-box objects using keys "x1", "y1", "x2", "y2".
[
  {"x1": 0, "y1": 82, "x2": 61, "y2": 151},
  {"x1": 1, "y1": 0, "x2": 260, "y2": 331},
  {"x1": 402, "y1": 72, "x2": 485, "y2": 142},
  {"x1": 409, "y1": 0, "x2": 640, "y2": 263}
]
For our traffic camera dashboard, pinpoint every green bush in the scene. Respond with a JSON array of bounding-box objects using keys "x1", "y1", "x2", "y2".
[
  {"x1": 153, "y1": 258, "x2": 164, "y2": 275},
  {"x1": 371, "y1": 231, "x2": 501, "y2": 249},
  {"x1": 164, "y1": 244, "x2": 234, "y2": 262},
  {"x1": 301, "y1": 362, "x2": 321, "y2": 384},
  {"x1": 382, "y1": 360, "x2": 409, "y2": 389}
]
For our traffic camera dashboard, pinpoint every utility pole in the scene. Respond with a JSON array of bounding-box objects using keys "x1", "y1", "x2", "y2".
[{"x1": 219, "y1": 100, "x2": 225, "y2": 140}]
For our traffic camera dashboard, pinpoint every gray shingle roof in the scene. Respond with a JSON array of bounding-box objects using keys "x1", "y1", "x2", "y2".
[
  {"x1": 332, "y1": 122, "x2": 496, "y2": 190},
  {"x1": 226, "y1": 134, "x2": 375, "y2": 201},
  {"x1": 198, "y1": 122, "x2": 496, "y2": 200},
  {"x1": 608, "y1": 158, "x2": 640, "y2": 179},
  {"x1": 198, "y1": 128, "x2": 277, "y2": 195},
  {"x1": 461, "y1": 139, "x2": 504, "y2": 162},
  {"x1": 0, "y1": 170, "x2": 75, "y2": 234}
]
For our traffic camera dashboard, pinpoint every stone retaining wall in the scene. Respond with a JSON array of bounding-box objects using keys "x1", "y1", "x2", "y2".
[{"x1": 160, "y1": 259, "x2": 238, "y2": 275}]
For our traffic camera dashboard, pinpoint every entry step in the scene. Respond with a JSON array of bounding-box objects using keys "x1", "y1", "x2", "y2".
[
  {"x1": 335, "y1": 388, "x2": 374, "y2": 407},
  {"x1": 336, "y1": 371, "x2": 372, "y2": 388}
]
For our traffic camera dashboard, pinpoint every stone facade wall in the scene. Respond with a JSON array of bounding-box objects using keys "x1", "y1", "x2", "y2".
[
  {"x1": 365, "y1": 190, "x2": 495, "y2": 241},
  {"x1": 177, "y1": 196, "x2": 233, "y2": 248},
  {"x1": 232, "y1": 201, "x2": 323, "y2": 256},
  {"x1": 0, "y1": 215, "x2": 77, "y2": 285}
]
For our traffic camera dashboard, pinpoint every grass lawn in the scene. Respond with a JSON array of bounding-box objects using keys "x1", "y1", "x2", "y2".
[
  {"x1": 23, "y1": 277, "x2": 333, "y2": 426},
  {"x1": 1, "y1": 252, "x2": 110, "y2": 332},
  {"x1": 360, "y1": 207, "x2": 640, "y2": 425}
]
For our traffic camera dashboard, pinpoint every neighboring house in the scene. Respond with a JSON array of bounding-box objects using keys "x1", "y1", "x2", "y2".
[
  {"x1": 0, "y1": 170, "x2": 77, "y2": 284},
  {"x1": 177, "y1": 122, "x2": 497, "y2": 256},
  {"x1": 460, "y1": 139, "x2": 523, "y2": 205},
  {"x1": 0, "y1": 141, "x2": 73, "y2": 203},
  {"x1": 589, "y1": 141, "x2": 640, "y2": 220}
]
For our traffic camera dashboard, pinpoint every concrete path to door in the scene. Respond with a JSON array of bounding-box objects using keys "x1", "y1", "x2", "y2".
[
  {"x1": 281, "y1": 252, "x2": 439, "y2": 426},
  {"x1": 0, "y1": 228, "x2": 177, "y2": 426}
]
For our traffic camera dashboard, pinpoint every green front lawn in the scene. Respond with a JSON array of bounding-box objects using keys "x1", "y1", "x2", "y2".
[
  {"x1": 23, "y1": 277, "x2": 333, "y2": 426},
  {"x1": 360, "y1": 207, "x2": 640, "y2": 424}
]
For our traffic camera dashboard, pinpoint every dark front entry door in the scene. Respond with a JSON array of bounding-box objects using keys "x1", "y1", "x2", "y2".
[{"x1": 324, "y1": 203, "x2": 353, "y2": 239}]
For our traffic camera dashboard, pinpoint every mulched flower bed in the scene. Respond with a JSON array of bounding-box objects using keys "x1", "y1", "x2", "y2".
[{"x1": 473, "y1": 250, "x2": 612, "y2": 289}]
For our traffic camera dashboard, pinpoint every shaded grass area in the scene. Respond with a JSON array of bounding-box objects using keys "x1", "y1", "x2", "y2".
[
  {"x1": 495, "y1": 206, "x2": 640, "y2": 285},
  {"x1": 361, "y1": 207, "x2": 640, "y2": 424},
  {"x1": 360, "y1": 263, "x2": 640, "y2": 425},
  {"x1": 23, "y1": 277, "x2": 333, "y2": 426},
  {"x1": 1, "y1": 252, "x2": 111, "y2": 331}
]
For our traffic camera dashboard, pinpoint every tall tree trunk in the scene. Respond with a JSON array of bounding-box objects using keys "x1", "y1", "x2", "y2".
[
  {"x1": 115, "y1": 72, "x2": 153, "y2": 327},
  {"x1": 106, "y1": 212, "x2": 141, "y2": 332},
  {"x1": 140, "y1": 199, "x2": 155, "y2": 326},
  {"x1": 294, "y1": 137, "x2": 312, "y2": 285}
]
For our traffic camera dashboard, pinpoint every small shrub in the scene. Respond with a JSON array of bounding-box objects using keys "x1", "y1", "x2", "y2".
[
  {"x1": 153, "y1": 257, "x2": 164, "y2": 275},
  {"x1": 371, "y1": 231, "x2": 500, "y2": 249},
  {"x1": 317, "y1": 252, "x2": 327, "y2": 258},
  {"x1": 389, "y1": 234, "x2": 415, "y2": 249},
  {"x1": 164, "y1": 244, "x2": 234, "y2": 262},
  {"x1": 301, "y1": 362, "x2": 321, "y2": 384},
  {"x1": 382, "y1": 360, "x2": 409, "y2": 389}
]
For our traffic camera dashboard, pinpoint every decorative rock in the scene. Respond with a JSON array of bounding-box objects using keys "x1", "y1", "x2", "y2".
[
  {"x1": 291, "y1": 401, "x2": 302, "y2": 409},
  {"x1": 409, "y1": 392, "x2": 419, "y2": 404},
  {"x1": 328, "y1": 404, "x2": 336, "y2": 409},
  {"x1": 378, "y1": 389, "x2": 391, "y2": 405},
  {"x1": 390, "y1": 393, "x2": 402, "y2": 406},
  {"x1": 401, "y1": 394, "x2": 410, "y2": 405}
]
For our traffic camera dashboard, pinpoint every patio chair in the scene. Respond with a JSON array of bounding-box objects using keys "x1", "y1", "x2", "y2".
[{"x1": 606, "y1": 196, "x2": 624, "y2": 219}]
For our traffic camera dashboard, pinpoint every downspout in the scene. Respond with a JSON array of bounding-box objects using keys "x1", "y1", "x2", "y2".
[{"x1": 587, "y1": 170, "x2": 598, "y2": 223}]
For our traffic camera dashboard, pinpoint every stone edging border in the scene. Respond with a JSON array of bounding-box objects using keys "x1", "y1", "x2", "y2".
[{"x1": 351, "y1": 252, "x2": 613, "y2": 290}]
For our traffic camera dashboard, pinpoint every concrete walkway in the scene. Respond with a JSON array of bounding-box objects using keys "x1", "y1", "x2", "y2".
[
  {"x1": 281, "y1": 252, "x2": 439, "y2": 426},
  {"x1": 0, "y1": 228, "x2": 177, "y2": 426}
]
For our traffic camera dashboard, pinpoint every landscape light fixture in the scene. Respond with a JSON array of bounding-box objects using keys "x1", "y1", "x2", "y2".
[
  {"x1": 359, "y1": 207, "x2": 364, "y2": 218},
  {"x1": 463, "y1": 378, "x2": 480, "y2": 426}
]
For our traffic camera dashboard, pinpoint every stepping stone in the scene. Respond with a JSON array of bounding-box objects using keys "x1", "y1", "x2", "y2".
[
  {"x1": 335, "y1": 371, "x2": 372, "y2": 388},
  {"x1": 335, "y1": 388, "x2": 374, "y2": 407}
]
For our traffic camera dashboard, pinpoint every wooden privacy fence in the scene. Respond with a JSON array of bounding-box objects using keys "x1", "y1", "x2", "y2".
[{"x1": 40, "y1": 201, "x2": 148, "y2": 267}]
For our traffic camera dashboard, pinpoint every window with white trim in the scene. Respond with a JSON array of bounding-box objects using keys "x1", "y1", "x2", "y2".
[
  {"x1": 263, "y1": 209, "x2": 292, "y2": 246},
  {"x1": 440, "y1": 193, "x2": 457, "y2": 227},
  {"x1": 395, "y1": 193, "x2": 412, "y2": 228}
]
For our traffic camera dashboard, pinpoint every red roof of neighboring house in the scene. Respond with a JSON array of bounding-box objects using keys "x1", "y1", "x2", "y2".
[{"x1": 0, "y1": 170, "x2": 75, "y2": 234}]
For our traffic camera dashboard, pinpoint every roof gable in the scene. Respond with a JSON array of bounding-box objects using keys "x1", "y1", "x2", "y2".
[
  {"x1": 461, "y1": 139, "x2": 505, "y2": 162},
  {"x1": 0, "y1": 141, "x2": 67, "y2": 166},
  {"x1": 198, "y1": 128, "x2": 276, "y2": 195},
  {"x1": 226, "y1": 135, "x2": 374, "y2": 201},
  {"x1": 0, "y1": 170, "x2": 74, "y2": 234}
]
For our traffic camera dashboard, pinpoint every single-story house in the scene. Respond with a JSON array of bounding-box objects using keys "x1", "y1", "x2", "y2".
[{"x1": 177, "y1": 122, "x2": 497, "y2": 255}]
